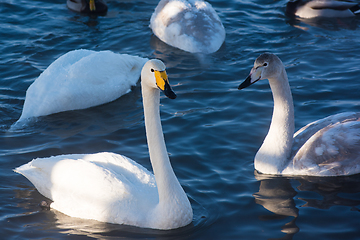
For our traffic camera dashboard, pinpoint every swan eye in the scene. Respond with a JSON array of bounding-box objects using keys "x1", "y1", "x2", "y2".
[{"x1": 151, "y1": 69, "x2": 154, "y2": 72}]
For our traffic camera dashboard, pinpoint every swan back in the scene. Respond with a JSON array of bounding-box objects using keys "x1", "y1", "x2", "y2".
[
  {"x1": 285, "y1": 112, "x2": 360, "y2": 176},
  {"x1": 16, "y1": 50, "x2": 147, "y2": 122},
  {"x1": 150, "y1": 0, "x2": 225, "y2": 53},
  {"x1": 15, "y1": 152, "x2": 159, "y2": 226}
]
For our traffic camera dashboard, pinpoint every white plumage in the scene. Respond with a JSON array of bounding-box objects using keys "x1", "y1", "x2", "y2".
[
  {"x1": 15, "y1": 50, "x2": 147, "y2": 124},
  {"x1": 239, "y1": 53, "x2": 360, "y2": 176},
  {"x1": 150, "y1": 0, "x2": 225, "y2": 53},
  {"x1": 15, "y1": 59, "x2": 193, "y2": 230}
]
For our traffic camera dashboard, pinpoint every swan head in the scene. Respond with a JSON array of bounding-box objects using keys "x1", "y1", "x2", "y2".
[
  {"x1": 141, "y1": 59, "x2": 177, "y2": 99},
  {"x1": 238, "y1": 52, "x2": 283, "y2": 90}
]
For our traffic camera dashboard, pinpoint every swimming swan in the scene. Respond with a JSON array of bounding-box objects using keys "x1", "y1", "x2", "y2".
[
  {"x1": 15, "y1": 50, "x2": 147, "y2": 124},
  {"x1": 15, "y1": 59, "x2": 193, "y2": 230},
  {"x1": 150, "y1": 0, "x2": 225, "y2": 54},
  {"x1": 238, "y1": 53, "x2": 360, "y2": 176},
  {"x1": 67, "y1": 0, "x2": 108, "y2": 14},
  {"x1": 286, "y1": 0, "x2": 360, "y2": 18}
]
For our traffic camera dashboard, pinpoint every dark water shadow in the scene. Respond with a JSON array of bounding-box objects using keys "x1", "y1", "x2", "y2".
[
  {"x1": 149, "y1": 34, "x2": 218, "y2": 70},
  {"x1": 295, "y1": 174, "x2": 360, "y2": 210},
  {"x1": 9, "y1": 85, "x2": 143, "y2": 138},
  {"x1": 254, "y1": 173, "x2": 299, "y2": 240},
  {"x1": 253, "y1": 172, "x2": 360, "y2": 240},
  {"x1": 286, "y1": 14, "x2": 360, "y2": 31}
]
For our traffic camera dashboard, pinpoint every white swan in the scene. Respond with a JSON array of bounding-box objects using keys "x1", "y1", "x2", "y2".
[
  {"x1": 150, "y1": 0, "x2": 225, "y2": 54},
  {"x1": 14, "y1": 59, "x2": 193, "y2": 230},
  {"x1": 67, "y1": 0, "x2": 108, "y2": 14},
  {"x1": 238, "y1": 53, "x2": 360, "y2": 176},
  {"x1": 286, "y1": 0, "x2": 360, "y2": 18},
  {"x1": 15, "y1": 49, "x2": 147, "y2": 124}
]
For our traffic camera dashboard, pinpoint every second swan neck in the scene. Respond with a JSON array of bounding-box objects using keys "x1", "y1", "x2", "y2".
[{"x1": 255, "y1": 69, "x2": 295, "y2": 174}]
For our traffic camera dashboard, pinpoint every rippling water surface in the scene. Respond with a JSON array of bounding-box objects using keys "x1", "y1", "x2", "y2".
[{"x1": 1, "y1": 0, "x2": 360, "y2": 239}]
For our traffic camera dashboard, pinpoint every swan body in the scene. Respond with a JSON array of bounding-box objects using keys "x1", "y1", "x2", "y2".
[
  {"x1": 67, "y1": 0, "x2": 108, "y2": 14},
  {"x1": 286, "y1": 0, "x2": 360, "y2": 18},
  {"x1": 150, "y1": 0, "x2": 225, "y2": 54},
  {"x1": 238, "y1": 53, "x2": 360, "y2": 176},
  {"x1": 16, "y1": 50, "x2": 147, "y2": 123},
  {"x1": 15, "y1": 59, "x2": 193, "y2": 230}
]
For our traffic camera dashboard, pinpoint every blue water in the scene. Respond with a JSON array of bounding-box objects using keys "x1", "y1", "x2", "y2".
[{"x1": 1, "y1": 0, "x2": 360, "y2": 239}]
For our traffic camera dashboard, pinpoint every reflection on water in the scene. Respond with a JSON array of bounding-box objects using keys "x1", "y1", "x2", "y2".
[
  {"x1": 67, "y1": 15, "x2": 102, "y2": 28},
  {"x1": 10, "y1": 86, "x2": 143, "y2": 137},
  {"x1": 296, "y1": 175, "x2": 360, "y2": 210},
  {"x1": 254, "y1": 172, "x2": 299, "y2": 240},
  {"x1": 149, "y1": 34, "x2": 216, "y2": 69},
  {"x1": 286, "y1": 15, "x2": 360, "y2": 31},
  {"x1": 11, "y1": 184, "x2": 210, "y2": 239},
  {"x1": 253, "y1": 172, "x2": 360, "y2": 240}
]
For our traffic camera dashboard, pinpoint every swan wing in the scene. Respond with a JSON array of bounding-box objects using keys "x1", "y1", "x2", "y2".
[
  {"x1": 15, "y1": 152, "x2": 158, "y2": 225},
  {"x1": 292, "y1": 112, "x2": 360, "y2": 154},
  {"x1": 287, "y1": 113, "x2": 360, "y2": 176},
  {"x1": 150, "y1": 0, "x2": 225, "y2": 53},
  {"x1": 19, "y1": 50, "x2": 147, "y2": 120}
]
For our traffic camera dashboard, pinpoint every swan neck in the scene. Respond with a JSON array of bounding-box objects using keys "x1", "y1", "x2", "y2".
[
  {"x1": 255, "y1": 68, "x2": 295, "y2": 174},
  {"x1": 141, "y1": 85, "x2": 184, "y2": 205}
]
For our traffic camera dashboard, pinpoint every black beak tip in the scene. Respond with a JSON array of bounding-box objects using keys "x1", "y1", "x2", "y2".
[
  {"x1": 238, "y1": 75, "x2": 253, "y2": 90},
  {"x1": 166, "y1": 91, "x2": 177, "y2": 99},
  {"x1": 163, "y1": 81, "x2": 177, "y2": 99}
]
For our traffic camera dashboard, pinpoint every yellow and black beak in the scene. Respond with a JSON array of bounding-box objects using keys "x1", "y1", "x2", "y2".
[
  {"x1": 89, "y1": 0, "x2": 96, "y2": 12},
  {"x1": 154, "y1": 70, "x2": 177, "y2": 99}
]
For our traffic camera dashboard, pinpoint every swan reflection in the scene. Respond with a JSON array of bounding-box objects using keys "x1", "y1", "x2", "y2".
[
  {"x1": 254, "y1": 172, "x2": 360, "y2": 239},
  {"x1": 286, "y1": 16, "x2": 359, "y2": 31},
  {"x1": 254, "y1": 172, "x2": 299, "y2": 240},
  {"x1": 296, "y1": 175, "x2": 360, "y2": 210}
]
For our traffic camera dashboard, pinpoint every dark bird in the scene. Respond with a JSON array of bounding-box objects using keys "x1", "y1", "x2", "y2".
[
  {"x1": 67, "y1": 0, "x2": 108, "y2": 15},
  {"x1": 286, "y1": 0, "x2": 360, "y2": 18}
]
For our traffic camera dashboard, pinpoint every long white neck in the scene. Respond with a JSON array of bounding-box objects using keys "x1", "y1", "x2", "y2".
[
  {"x1": 141, "y1": 83, "x2": 191, "y2": 228},
  {"x1": 254, "y1": 68, "x2": 295, "y2": 174}
]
